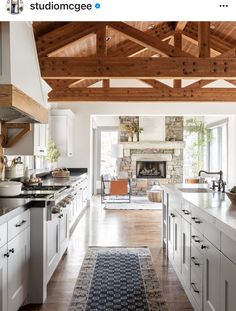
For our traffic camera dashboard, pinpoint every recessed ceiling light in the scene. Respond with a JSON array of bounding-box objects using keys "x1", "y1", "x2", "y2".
[
  {"x1": 147, "y1": 24, "x2": 155, "y2": 30},
  {"x1": 106, "y1": 36, "x2": 112, "y2": 41}
]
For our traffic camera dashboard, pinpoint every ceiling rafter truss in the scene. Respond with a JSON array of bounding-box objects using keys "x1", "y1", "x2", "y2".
[{"x1": 33, "y1": 21, "x2": 236, "y2": 102}]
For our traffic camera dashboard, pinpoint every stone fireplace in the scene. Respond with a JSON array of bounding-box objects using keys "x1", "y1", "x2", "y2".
[
  {"x1": 136, "y1": 161, "x2": 166, "y2": 179},
  {"x1": 119, "y1": 116, "x2": 184, "y2": 195}
]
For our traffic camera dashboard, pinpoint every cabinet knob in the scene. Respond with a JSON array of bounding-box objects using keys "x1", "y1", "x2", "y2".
[
  {"x1": 9, "y1": 248, "x2": 15, "y2": 254},
  {"x1": 192, "y1": 235, "x2": 201, "y2": 243},
  {"x1": 170, "y1": 213, "x2": 175, "y2": 218},
  {"x1": 201, "y1": 245, "x2": 207, "y2": 249},
  {"x1": 4, "y1": 252, "x2": 9, "y2": 258}
]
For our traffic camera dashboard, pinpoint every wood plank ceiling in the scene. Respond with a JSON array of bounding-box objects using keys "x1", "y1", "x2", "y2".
[{"x1": 33, "y1": 22, "x2": 236, "y2": 102}]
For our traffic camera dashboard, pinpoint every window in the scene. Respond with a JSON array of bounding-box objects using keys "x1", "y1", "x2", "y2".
[
  {"x1": 207, "y1": 121, "x2": 228, "y2": 181},
  {"x1": 99, "y1": 129, "x2": 119, "y2": 176}
]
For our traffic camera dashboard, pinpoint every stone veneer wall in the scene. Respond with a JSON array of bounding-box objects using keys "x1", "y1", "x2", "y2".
[
  {"x1": 119, "y1": 116, "x2": 139, "y2": 142},
  {"x1": 119, "y1": 116, "x2": 184, "y2": 195}
]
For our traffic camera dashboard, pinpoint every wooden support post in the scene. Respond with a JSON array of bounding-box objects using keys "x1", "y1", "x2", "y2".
[
  {"x1": 174, "y1": 32, "x2": 182, "y2": 88},
  {"x1": 198, "y1": 22, "x2": 210, "y2": 58}
]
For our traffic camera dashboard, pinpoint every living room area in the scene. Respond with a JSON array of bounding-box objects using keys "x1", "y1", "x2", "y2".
[{"x1": 90, "y1": 114, "x2": 231, "y2": 210}]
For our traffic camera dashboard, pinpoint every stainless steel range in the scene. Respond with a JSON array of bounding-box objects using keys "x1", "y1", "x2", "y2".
[{"x1": 1, "y1": 184, "x2": 74, "y2": 220}]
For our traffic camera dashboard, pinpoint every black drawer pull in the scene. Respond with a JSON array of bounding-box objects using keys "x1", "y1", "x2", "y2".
[
  {"x1": 9, "y1": 248, "x2": 14, "y2": 254},
  {"x1": 170, "y1": 213, "x2": 176, "y2": 218},
  {"x1": 201, "y1": 245, "x2": 207, "y2": 250},
  {"x1": 191, "y1": 257, "x2": 200, "y2": 266},
  {"x1": 4, "y1": 252, "x2": 9, "y2": 258},
  {"x1": 58, "y1": 214, "x2": 64, "y2": 219},
  {"x1": 192, "y1": 235, "x2": 201, "y2": 243},
  {"x1": 15, "y1": 220, "x2": 26, "y2": 227},
  {"x1": 191, "y1": 282, "x2": 200, "y2": 293}
]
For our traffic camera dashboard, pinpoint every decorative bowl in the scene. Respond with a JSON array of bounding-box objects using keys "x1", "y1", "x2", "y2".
[{"x1": 226, "y1": 191, "x2": 236, "y2": 205}]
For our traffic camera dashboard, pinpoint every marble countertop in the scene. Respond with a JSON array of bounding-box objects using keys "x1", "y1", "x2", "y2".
[{"x1": 162, "y1": 184, "x2": 236, "y2": 240}]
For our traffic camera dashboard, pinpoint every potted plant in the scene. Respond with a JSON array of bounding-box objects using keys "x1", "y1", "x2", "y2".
[
  {"x1": 47, "y1": 140, "x2": 60, "y2": 170},
  {"x1": 184, "y1": 118, "x2": 212, "y2": 177},
  {"x1": 124, "y1": 122, "x2": 143, "y2": 142}
]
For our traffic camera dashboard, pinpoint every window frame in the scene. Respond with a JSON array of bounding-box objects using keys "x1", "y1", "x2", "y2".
[{"x1": 206, "y1": 118, "x2": 228, "y2": 182}]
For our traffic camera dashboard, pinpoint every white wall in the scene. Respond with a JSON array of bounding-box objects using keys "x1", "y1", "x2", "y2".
[{"x1": 51, "y1": 102, "x2": 236, "y2": 196}]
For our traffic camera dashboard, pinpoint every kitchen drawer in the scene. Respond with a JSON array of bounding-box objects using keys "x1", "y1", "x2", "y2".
[
  {"x1": 191, "y1": 245, "x2": 203, "y2": 282},
  {"x1": 8, "y1": 210, "x2": 30, "y2": 241},
  {"x1": 190, "y1": 271, "x2": 203, "y2": 310},
  {"x1": 191, "y1": 226, "x2": 204, "y2": 253},
  {"x1": 191, "y1": 208, "x2": 205, "y2": 233},
  {"x1": 221, "y1": 233, "x2": 236, "y2": 265},
  {"x1": 0, "y1": 223, "x2": 7, "y2": 248},
  {"x1": 181, "y1": 200, "x2": 192, "y2": 222},
  {"x1": 204, "y1": 222, "x2": 221, "y2": 250}
]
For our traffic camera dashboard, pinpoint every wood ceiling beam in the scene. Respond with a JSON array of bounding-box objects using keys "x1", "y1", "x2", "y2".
[
  {"x1": 107, "y1": 22, "x2": 190, "y2": 57},
  {"x1": 108, "y1": 22, "x2": 175, "y2": 57},
  {"x1": 140, "y1": 79, "x2": 172, "y2": 89},
  {"x1": 184, "y1": 80, "x2": 216, "y2": 89},
  {"x1": 40, "y1": 56, "x2": 236, "y2": 79},
  {"x1": 175, "y1": 22, "x2": 187, "y2": 32},
  {"x1": 198, "y1": 22, "x2": 210, "y2": 58},
  {"x1": 36, "y1": 22, "x2": 106, "y2": 57},
  {"x1": 183, "y1": 23, "x2": 235, "y2": 54},
  {"x1": 49, "y1": 87, "x2": 236, "y2": 102}
]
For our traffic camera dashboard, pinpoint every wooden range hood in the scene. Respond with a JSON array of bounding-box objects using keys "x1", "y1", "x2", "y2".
[{"x1": 0, "y1": 84, "x2": 48, "y2": 124}]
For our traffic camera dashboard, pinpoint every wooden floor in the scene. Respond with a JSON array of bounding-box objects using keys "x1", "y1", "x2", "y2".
[{"x1": 21, "y1": 197, "x2": 193, "y2": 311}]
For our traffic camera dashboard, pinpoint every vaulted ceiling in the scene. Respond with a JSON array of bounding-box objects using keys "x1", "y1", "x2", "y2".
[{"x1": 33, "y1": 22, "x2": 236, "y2": 102}]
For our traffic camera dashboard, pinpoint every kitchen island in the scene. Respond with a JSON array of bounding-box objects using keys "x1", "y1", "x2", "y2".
[{"x1": 162, "y1": 184, "x2": 236, "y2": 311}]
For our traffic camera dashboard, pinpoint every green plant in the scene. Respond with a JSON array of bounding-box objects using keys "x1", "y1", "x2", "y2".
[
  {"x1": 124, "y1": 122, "x2": 143, "y2": 134},
  {"x1": 47, "y1": 140, "x2": 60, "y2": 163},
  {"x1": 184, "y1": 118, "x2": 212, "y2": 176}
]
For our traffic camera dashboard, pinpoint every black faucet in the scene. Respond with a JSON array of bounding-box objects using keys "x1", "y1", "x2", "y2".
[{"x1": 198, "y1": 170, "x2": 226, "y2": 192}]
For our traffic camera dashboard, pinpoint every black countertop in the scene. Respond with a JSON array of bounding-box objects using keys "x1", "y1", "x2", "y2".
[{"x1": 0, "y1": 168, "x2": 88, "y2": 223}]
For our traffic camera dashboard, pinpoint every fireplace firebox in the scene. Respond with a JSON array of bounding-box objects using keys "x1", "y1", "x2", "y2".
[{"x1": 136, "y1": 161, "x2": 166, "y2": 179}]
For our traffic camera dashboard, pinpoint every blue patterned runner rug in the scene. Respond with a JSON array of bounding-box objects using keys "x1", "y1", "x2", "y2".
[{"x1": 68, "y1": 247, "x2": 168, "y2": 311}]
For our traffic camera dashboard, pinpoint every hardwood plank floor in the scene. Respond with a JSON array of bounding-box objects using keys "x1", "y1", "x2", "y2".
[{"x1": 21, "y1": 196, "x2": 193, "y2": 311}]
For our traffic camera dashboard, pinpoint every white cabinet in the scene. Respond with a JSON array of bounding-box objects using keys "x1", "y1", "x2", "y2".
[
  {"x1": 46, "y1": 206, "x2": 70, "y2": 282},
  {"x1": 50, "y1": 109, "x2": 75, "y2": 157},
  {"x1": 8, "y1": 227, "x2": 30, "y2": 311},
  {"x1": 181, "y1": 218, "x2": 191, "y2": 287},
  {"x1": 173, "y1": 211, "x2": 182, "y2": 272},
  {"x1": 203, "y1": 238, "x2": 221, "y2": 311},
  {"x1": 220, "y1": 254, "x2": 236, "y2": 311},
  {"x1": 46, "y1": 215, "x2": 60, "y2": 283},
  {"x1": 0, "y1": 211, "x2": 31, "y2": 311},
  {"x1": 167, "y1": 209, "x2": 174, "y2": 259},
  {"x1": 0, "y1": 245, "x2": 8, "y2": 311},
  {"x1": 59, "y1": 207, "x2": 69, "y2": 257},
  {"x1": 5, "y1": 124, "x2": 48, "y2": 156},
  {"x1": 34, "y1": 123, "x2": 48, "y2": 156}
]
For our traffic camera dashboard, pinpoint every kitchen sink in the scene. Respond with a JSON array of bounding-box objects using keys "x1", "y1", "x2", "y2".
[{"x1": 178, "y1": 188, "x2": 211, "y2": 193}]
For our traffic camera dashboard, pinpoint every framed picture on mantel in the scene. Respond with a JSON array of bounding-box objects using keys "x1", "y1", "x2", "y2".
[{"x1": 139, "y1": 117, "x2": 165, "y2": 142}]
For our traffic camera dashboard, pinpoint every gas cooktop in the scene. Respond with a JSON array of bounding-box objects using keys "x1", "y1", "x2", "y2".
[{"x1": 22, "y1": 185, "x2": 66, "y2": 191}]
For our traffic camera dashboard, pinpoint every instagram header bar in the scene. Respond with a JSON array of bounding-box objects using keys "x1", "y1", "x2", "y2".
[{"x1": 0, "y1": 0, "x2": 235, "y2": 21}]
